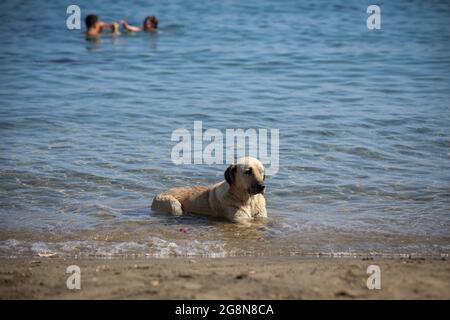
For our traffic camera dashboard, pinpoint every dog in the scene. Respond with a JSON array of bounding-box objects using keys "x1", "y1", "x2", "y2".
[{"x1": 151, "y1": 157, "x2": 267, "y2": 224}]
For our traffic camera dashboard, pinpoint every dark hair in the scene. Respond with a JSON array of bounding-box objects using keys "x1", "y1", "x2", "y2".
[
  {"x1": 144, "y1": 16, "x2": 158, "y2": 29},
  {"x1": 85, "y1": 14, "x2": 99, "y2": 29}
]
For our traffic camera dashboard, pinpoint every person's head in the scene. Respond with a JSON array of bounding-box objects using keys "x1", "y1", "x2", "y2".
[
  {"x1": 143, "y1": 16, "x2": 158, "y2": 30},
  {"x1": 85, "y1": 14, "x2": 99, "y2": 29}
]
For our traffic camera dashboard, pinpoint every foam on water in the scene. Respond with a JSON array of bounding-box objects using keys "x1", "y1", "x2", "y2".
[{"x1": 0, "y1": 237, "x2": 229, "y2": 258}]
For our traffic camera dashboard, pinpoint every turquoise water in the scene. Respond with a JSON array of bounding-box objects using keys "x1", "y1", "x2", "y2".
[{"x1": 0, "y1": 0, "x2": 449, "y2": 257}]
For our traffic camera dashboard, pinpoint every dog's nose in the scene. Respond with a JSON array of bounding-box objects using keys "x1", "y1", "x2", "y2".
[{"x1": 259, "y1": 184, "x2": 265, "y2": 191}]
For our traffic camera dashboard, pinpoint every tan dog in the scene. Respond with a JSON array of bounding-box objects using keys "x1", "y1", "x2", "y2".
[{"x1": 151, "y1": 157, "x2": 267, "y2": 223}]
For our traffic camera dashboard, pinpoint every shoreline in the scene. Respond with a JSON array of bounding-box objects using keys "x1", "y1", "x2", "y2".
[{"x1": 0, "y1": 256, "x2": 449, "y2": 299}]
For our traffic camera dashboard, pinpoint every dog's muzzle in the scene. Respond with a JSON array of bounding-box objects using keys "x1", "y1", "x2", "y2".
[{"x1": 250, "y1": 183, "x2": 265, "y2": 195}]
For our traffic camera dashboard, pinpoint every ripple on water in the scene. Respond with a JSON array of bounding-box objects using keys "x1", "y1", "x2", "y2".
[{"x1": 0, "y1": 0, "x2": 449, "y2": 257}]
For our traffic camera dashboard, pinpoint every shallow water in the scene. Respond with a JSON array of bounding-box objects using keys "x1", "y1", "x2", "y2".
[{"x1": 0, "y1": 0, "x2": 449, "y2": 258}]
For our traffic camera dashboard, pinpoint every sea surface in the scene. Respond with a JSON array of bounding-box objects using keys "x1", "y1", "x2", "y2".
[{"x1": 0, "y1": 0, "x2": 449, "y2": 258}]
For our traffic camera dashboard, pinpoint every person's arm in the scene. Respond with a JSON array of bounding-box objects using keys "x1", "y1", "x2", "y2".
[
  {"x1": 98, "y1": 21, "x2": 120, "y2": 34},
  {"x1": 120, "y1": 19, "x2": 142, "y2": 32}
]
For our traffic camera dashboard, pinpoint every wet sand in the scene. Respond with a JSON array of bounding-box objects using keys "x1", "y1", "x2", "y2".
[{"x1": 0, "y1": 257, "x2": 449, "y2": 299}]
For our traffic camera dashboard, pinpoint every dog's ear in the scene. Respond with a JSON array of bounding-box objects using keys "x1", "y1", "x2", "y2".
[{"x1": 224, "y1": 165, "x2": 236, "y2": 185}]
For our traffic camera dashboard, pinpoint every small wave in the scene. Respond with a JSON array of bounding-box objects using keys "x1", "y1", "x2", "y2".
[
  {"x1": 48, "y1": 58, "x2": 78, "y2": 64},
  {"x1": 0, "y1": 237, "x2": 229, "y2": 259}
]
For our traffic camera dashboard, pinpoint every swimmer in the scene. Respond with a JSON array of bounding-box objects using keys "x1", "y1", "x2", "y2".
[
  {"x1": 120, "y1": 16, "x2": 159, "y2": 33},
  {"x1": 85, "y1": 14, "x2": 120, "y2": 38}
]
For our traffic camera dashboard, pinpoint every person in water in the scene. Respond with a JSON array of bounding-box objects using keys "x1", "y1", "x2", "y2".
[
  {"x1": 85, "y1": 14, "x2": 120, "y2": 37},
  {"x1": 120, "y1": 16, "x2": 159, "y2": 32}
]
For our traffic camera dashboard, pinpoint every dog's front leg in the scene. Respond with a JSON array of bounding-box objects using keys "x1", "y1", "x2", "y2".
[
  {"x1": 253, "y1": 206, "x2": 267, "y2": 219},
  {"x1": 252, "y1": 194, "x2": 267, "y2": 219}
]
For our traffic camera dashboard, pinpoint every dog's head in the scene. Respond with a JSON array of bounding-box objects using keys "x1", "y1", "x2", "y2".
[{"x1": 224, "y1": 157, "x2": 266, "y2": 195}]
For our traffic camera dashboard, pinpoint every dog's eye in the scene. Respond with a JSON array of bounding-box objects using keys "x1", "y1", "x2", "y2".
[
  {"x1": 263, "y1": 174, "x2": 266, "y2": 181},
  {"x1": 245, "y1": 168, "x2": 252, "y2": 176}
]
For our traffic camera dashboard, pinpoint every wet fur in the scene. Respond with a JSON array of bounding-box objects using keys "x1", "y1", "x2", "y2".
[{"x1": 151, "y1": 157, "x2": 267, "y2": 224}]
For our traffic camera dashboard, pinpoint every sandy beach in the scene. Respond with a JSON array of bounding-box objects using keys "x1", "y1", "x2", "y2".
[{"x1": 0, "y1": 257, "x2": 448, "y2": 299}]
